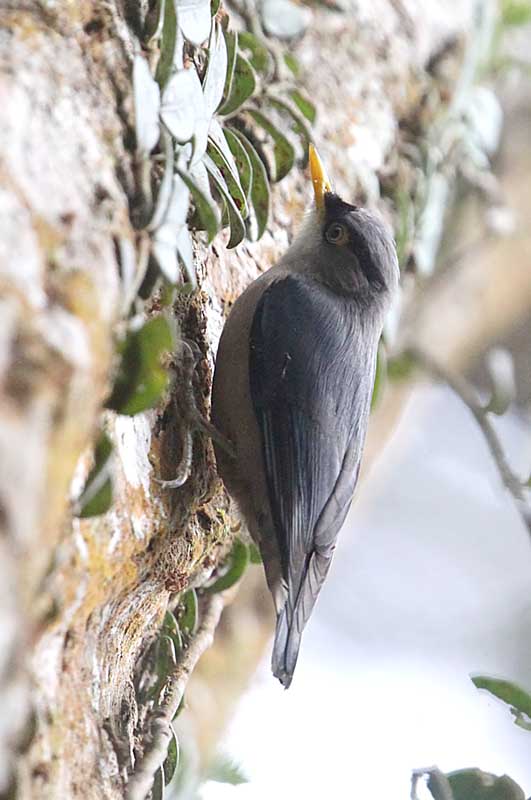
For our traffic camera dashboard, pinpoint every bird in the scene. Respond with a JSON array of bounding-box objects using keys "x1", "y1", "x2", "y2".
[{"x1": 210, "y1": 145, "x2": 399, "y2": 688}]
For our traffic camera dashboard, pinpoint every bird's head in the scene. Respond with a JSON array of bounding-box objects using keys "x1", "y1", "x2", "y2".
[{"x1": 282, "y1": 145, "x2": 399, "y2": 306}]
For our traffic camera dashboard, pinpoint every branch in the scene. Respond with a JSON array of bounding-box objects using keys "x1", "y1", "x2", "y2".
[
  {"x1": 126, "y1": 593, "x2": 225, "y2": 800},
  {"x1": 407, "y1": 347, "x2": 531, "y2": 534}
]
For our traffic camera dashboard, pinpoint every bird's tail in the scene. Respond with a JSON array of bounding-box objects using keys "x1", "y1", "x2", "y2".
[{"x1": 271, "y1": 550, "x2": 332, "y2": 688}]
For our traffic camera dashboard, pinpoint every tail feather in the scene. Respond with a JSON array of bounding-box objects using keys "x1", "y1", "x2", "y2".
[{"x1": 271, "y1": 550, "x2": 333, "y2": 688}]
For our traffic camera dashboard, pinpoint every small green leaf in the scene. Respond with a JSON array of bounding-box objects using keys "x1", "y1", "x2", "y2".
[
  {"x1": 502, "y1": 0, "x2": 531, "y2": 27},
  {"x1": 133, "y1": 54, "x2": 161, "y2": 154},
  {"x1": 289, "y1": 89, "x2": 316, "y2": 123},
  {"x1": 204, "y1": 153, "x2": 246, "y2": 248},
  {"x1": 177, "y1": 0, "x2": 211, "y2": 45},
  {"x1": 163, "y1": 726, "x2": 180, "y2": 785},
  {"x1": 283, "y1": 52, "x2": 300, "y2": 76},
  {"x1": 207, "y1": 130, "x2": 248, "y2": 217},
  {"x1": 221, "y1": 31, "x2": 238, "y2": 108},
  {"x1": 177, "y1": 168, "x2": 219, "y2": 243},
  {"x1": 155, "y1": 0, "x2": 178, "y2": 88},
  {"x1": 371, "y1": 341, "x2": 387, "y2": 411},
  {"x1": 203, "y1": 20, "x2": 228, "y2": 116},
  {"x1": 152, "y1": 172, "x2": 195, "y2": 285},
  {"x1": 179, "y1": 589, "x2": 198, "y2": 637},
  {"x1": 148, "y1": 130, "x2": 175, "y2": 232},
  {"x1": 144, "y1": 0, "x2": 165, "y2": 41},
  {"x1": 266, "y1": 95, "x2": 312, "y2": 158},
  {"x1": 472, "y1": 675, "x2": 531, "y2": 721},
  {"x1": 163, "y1": 610, "x2": 184, "y2": 653},
  {"x1": 106, "y1": 317, "x2": 174, "y2": 416},
  {"x1": 76, "y1": 432, "x2": 113, "y2": 518},
  {"x1": 248, "y1": 109, "x2": 295, "y2": 182},
  {"x1": 238, "y1": 31, "x2": 272, "y2": 75},
  {"x1": 149, "y1": 634, "x2": 178, "y2": 702},
  {"x1": 161, "y1": 68, "x2": 206, "y2": 143},
  {"x1": 232, "y1": 131, "x2": 270, "y2": 240},
  {"x1": 218, "y1": 53, "x2": 256, "y2": 116},
  {"x1": 223, "y1": 128, "x2": 253, "y2": 200},
  {"x1": 387, "y1": 352, "x2": 416, "y2": 382},
  {"x1": 206, "y1": 539, "x2": 249, "y2": 593},
  {"x1": 211, "y1": 0, "x2": 220, "y2": 14},
  {"x1": 152, "y1": 767, "x2": 165, "y2": 800},
  {"x1": 447, "y1": 768, "x2": 525, "y2": 800},
  {"x1": 248, "y1": 542, "x2": 262, "y2": 564}
]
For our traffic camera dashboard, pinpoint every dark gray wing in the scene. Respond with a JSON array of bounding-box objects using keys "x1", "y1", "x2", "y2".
[{"x1": 249, "y1": 273, "x2": 377, "y2": 686}]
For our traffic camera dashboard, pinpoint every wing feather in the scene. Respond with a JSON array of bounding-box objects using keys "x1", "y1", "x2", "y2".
[{"x1": 249, "y1": 273, "x2": 377, "y2": 686}]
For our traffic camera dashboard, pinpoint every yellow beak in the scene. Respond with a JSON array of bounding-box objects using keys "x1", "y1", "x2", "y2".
[{"x1": 309, "y1": 143, "x2": 332, "y2": 213}]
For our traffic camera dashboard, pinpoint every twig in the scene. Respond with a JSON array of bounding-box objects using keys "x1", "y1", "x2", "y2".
[
  {"x1": 126, "y1": 593, "x2": 225, "y2": 800},
  {"x1": 407, "y1": 347, "x2": 530, "y2": 533}
]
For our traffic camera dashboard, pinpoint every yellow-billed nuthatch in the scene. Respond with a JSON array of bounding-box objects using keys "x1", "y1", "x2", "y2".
[{"x1": 211, "y1": 145, "x2": 399, "y2": 688}]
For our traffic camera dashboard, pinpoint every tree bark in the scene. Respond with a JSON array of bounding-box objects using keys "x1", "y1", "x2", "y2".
[{"x1": 1, "y1": 1, "x2": 521, "y2": 798}]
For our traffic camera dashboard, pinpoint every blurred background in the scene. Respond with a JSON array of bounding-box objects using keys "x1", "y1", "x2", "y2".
[{"x1": 177, "y1": 6, "x2": 531, "y2": 797}]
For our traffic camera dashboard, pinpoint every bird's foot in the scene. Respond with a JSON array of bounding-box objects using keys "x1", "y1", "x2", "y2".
[{"x1": 155, "y1": 339, "x2": 235, "y2": 490}]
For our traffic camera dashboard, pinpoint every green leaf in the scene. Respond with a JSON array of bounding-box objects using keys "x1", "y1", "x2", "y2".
[
  {"x1": 177, "y1": 168, "x2": 219, "y2": 243},
  {"x1": 152, "y1": 767, "x2": 165, "y2": 800},
  {"x1": 221, "y1": 31, "x2": 238, "y2": 108},
  {"x1": 232, "y1": 131, "x2": 270, "y2": 240},
  {"x1": 472, "y1": 675, "x2": 531, "y2": 722},
  {"x1": 502, "y1": 0, "x2": 531, "y2": 27},
  {"x1": 133, "y1": 54, "x2": 161, "y2": 154},
  {"x1": 148, "y1": 129, "x2": 175, "y2": 232},
  {"x1": 207, "y1": 755, "x2": 248, "y2": 786},
  {"x1": 238, "y1": 31, "x2": 272, "y2": 75},
  {"x1": 447, "y1": 768, "x2": 525, "y2": 800},
  {"x1": 266, "y1": 95, "x2": 312, "y2": 158},
  {"x1": 163, "y1": 610, "x2": 184, "y2": 653},
  {"x1": 218, "y1": 53, "x2": 256, "y2": 116},
  {"x1": 149, "y1": 634, "x2": 178, "y2": 702},
  {"x1": 206, "y1": 539, "x2": 249, "y2": 593},
  {"x1": 152, "y1": 172, "x2": 196, "y2": 285},
  {"x1": 203, "y1": 20, "x2": 228, "y2": 115},
  {"x1": 106, "y1": 317, "x2": 174, "y2": 416},
  {"x1": 223, "y1": 128, "x2": 253, "y2": 200},
  {"x1": 155, "y1": 0, "x2": 178, "y2": 88},
  {"x1": 283, "y1": 52, "x2": 300, "y2": 76},
  {"x1": 161, "y1": 68, "x2": 206, "y2": 143},
  {"x1": 248, "y1": 542, "x2": 262, "y2": 564},
  {"x1": 289, "y1": 89, "x2": 316, "y2": 123},
  {"x1": 179, "y1": 589, "x2": 198, "y2": 637},
  {"x1": 387, "y1": 352, "x2": 416, "y2": 382},
  {"x1": 371, "y1": 341, "x2": 387, "y2": 411},
  {"x1": 247, "y1": 109, "x2": 295, "y2": 182},
  {"x1": 163, "y1": 726, "x2": 180, "y2": 785},
  {"x1": 207, "y1": 126, "x2": 249, "y2": 219},
  {"x1": 76, "y1": 432, "x2": 113, "y2": 518},
  {"x1": 177, "y1": 0, "x2": 211, "y2": 45},
  {"x1": 211, "y1": 0, "x2": 220, "y2": 14},
  {"x1": 204, "y1": 153, "x2": 246, "y2": 248},
  {"x1": 144, "y1": 0, "x2": 165, "y2": 42}
]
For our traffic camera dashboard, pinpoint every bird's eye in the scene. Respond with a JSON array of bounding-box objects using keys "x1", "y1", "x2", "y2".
[{"x1": 325, "y1": 222, "x2": 348, "y2": 246}]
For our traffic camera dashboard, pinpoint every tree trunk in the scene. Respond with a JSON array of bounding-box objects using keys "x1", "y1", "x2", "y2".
[{"x1": 1, "y1": 1, "x2": 521, "y2": 798}]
